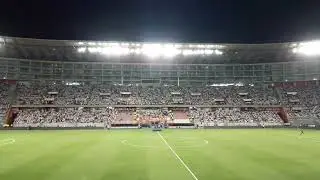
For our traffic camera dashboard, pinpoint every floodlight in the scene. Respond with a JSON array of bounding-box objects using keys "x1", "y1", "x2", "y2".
[
  {"x1": 174, "y1": 44, "x2": 182, "y2": 48},
  {"x1": 292, "y1": 48, "x2": 297, "y2": 53},
  {"x1": 77, "y1": 47, "x2": 86, "y2": 53},
  {"x1": 142, "y1": 44, "x2": 162, "y2": 57},
  {"x1": 78, "y1": 42, "x2": 84, "y2": 45},
  {"x1": 133, "y1": 43, "x2": 141, "y2": 47},
  {"x1": 204, "y1": 49, "x2": 214, "y2": 55},
  {"x1": 106, "y1": 42, "x2": 119, "y2": 47},
  {"x1": 88, "y1": 42, "x2": 96, "y2": 46},
  {"x1": 163, "y1": 44, "x2": 174, "y2": 48},
  {"x1": 193, "y1": 49, "x2": 203, "y2": 55},
  {"x1": 162, "y1": 47, "x2": 180, "y2": 57},
  {"x1": 121, "y1": 43, "x2": 129, "y2": 46},
  {"x1": 182, "y1": 50, "x2": 193, "y2": 55},
  {"x1": 134, "y1": 49, "x2": 142, "y2": 54},
  {"x1": 88, "y1": 47, "x2": 97, "y2": 53},
  {"x1": 293, "y1": 40, "x2": 320, "y2": 56},
  {"x1": 143, "y1": 48, "x2": 161, "y2": 57},
  {"x1": 215, "y1": 49, "x2": 223, "y2": 55}
]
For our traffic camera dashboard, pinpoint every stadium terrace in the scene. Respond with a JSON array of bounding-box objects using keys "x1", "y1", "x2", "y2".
[{"x1": 0, "y1": 36, "x2": 320, "y2": 128}]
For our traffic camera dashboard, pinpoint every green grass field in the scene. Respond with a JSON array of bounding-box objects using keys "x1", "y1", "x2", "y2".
[{"x1": 1, "y1": 129, "x2": 320, "y2": 180}]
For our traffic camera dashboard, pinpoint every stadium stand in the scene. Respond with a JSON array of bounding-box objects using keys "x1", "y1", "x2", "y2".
[
  {"x1": 13, "y1": 108, "x2": 116, "y2": 128},
  {"x1": 15, "y1": 83, "x2": 279, "y2": 106},
  {"x1": 190, "y1": 108, "x2": 283, "y2": 127},
  {"x1": 0, "y1": 36, "x2": 319, "y2": 128}
]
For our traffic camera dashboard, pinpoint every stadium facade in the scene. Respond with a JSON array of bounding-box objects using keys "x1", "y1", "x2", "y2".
[{"x1": 0, "y1": 36, "x2": 319, "y2": 85}]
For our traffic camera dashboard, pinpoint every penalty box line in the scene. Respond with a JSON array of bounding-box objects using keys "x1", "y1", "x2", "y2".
[{"x1": 157, "y1": 132, "x2": 199, "y2": 180}]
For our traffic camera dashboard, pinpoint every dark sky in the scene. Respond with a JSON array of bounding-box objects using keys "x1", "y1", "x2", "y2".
[{"x1": 1, "y1": 0, "x2": 320, "y2": 43}]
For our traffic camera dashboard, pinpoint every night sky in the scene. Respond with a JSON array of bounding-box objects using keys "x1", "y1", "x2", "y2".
[{"x1": 1, "y1": 0, "x2": 320, "y2": 43}]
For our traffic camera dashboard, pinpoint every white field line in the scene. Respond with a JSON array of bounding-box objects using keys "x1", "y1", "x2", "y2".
[
  {"x1": 157, "y1": 132, "x2": 199, "y2": 180},
  {"x1": 0, "y1": 138, "x2": 15, "y2": 147}
]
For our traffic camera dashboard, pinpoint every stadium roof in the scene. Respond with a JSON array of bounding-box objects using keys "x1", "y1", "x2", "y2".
[{"x1": 0, "y1": 36, "x2": 317, "y2": 64}]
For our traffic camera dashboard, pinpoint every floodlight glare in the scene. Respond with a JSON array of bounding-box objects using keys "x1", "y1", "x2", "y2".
[
  {"x1": 162, "y1": 47, "x2": 180, "y2": 57},
  {"x1": 142, "y1": 44, "x2": 162, "y2": 58},
  {"x1": 182, "y1": 50, "x2": 193, "y2": 55},
  {"x1": 121, "y1": 43, "x2": 129, "y2": 46},
  {"x1": 88, "y1": 42, "x2": 96, "y2": 46},
  {"x1": 204, "y1": 49, "x2": 214, "y2": 55},
  {"x1": 134, "y1": 49, "x2": 142, "y2": 54},
  {"x1": 293, "y1": 40, "x2": 320, "y2": 56},
  {"x1": 174, "y1": 44, "x2": 182, "y2": 48},
  {"x1": 292, "y1": 48, "x2": 297, "y2": 53},
  {"x1": 77, "y1": 47, "x2": 86, "y2": 53},
  {"x1": 163, "y1": 44, "x2": 174, "y2": 48},
  {"x1": 215, "y1": 49, "x2": 223, "y2": 55},
  {"x1": 88, "y1": 47, "x2": 98, "y2": 53}
]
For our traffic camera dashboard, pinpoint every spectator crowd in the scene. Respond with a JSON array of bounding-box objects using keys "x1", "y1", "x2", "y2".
[
  {"x1": 16, "y1": 82, "x2": 280, "y2": 106},
  {"x1": 3, "y1": 81, "x2": 320, "y2": 127},
  {"x1": 189, "y1": 108, "x2": 283, "y2": 127},
  {"x1": 0, "y1": 82, "x2": 9, "y2": 118},
  {"x1": 13, "y1": 108, "x2": 117, "y2": 127}
]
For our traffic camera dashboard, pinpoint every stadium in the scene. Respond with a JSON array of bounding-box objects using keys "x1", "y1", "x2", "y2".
[{"x1": 1, "y1": 36, "x2": 320, "y2": 180}]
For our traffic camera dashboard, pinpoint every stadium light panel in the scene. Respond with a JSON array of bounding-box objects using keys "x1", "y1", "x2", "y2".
[
  {"x1": 134, "y1": 49, "x2": 142, "y2": 54},
  {"x1": 162, "y1": 48, "x2": 180, "y2": 57},
  {"x1": 215, "y1": 49, "x2": 223, "y2": 55},
  {"x1": 78, "y1": 42, "x2": 85, "y2": 45},
  {"x1": 182, "y1": 50, "x2": 193, "y2": 56},
  {"x1": 77, "y1": 47, "x2": 86, "y2": 53},
  {"x1": 144, "y1": 50, "x2": 160, "y2": 58},
  {"x1": 174, "y1": 44, "x2": 182, "y2": 48},
  {"x1": 88, "y1": 47, "x2": 98, "y2": 53},
  {"x1": 133, "y1": 43, "x2": 142, "y2": 47},
  {"x1": 110, "y1": 42, "x2": 120, "y2": 47},
  {"x1": 100, "y1": 47, "x2": 130, "y2": 56},
  {"x1": 101, "y1": 42, "x2": 109, "y2": 46},
  {"x1": 206, "y1": 45, "x2": 214, "y2": 48},
  {"x1": 88, "y1": 42, "x2": 96, "y2": 46},
  {"x1": 163, "y1": 44, "x2": 174, "y2": 48},
  {"x1": 121, "y1": 43, "x2": 129, "y2": 46},
  {"x1": 293, "y1": 40, "x2": 320, "y2": 56},
  {"x1": 292, "y1": 48, "x2": 297, "y2": 53},
  {"x1": 204, "y1": 49, "x2": 214, "y2": 55}
]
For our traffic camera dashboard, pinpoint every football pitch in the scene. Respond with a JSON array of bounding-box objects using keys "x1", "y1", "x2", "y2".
[{"x1": 1, "y1": 129, "x2": 320, "y2": 180}]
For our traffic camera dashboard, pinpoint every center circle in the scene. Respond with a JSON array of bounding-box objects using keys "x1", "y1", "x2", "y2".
[
  {"x1": 121, "y1": 140, "x2": 163, "y2": 149},
  {"x1": 171, "y1": 137, "x2": 209, "y2": 148},
  {"x1": 121, "y1": 137, "x2": 208, "y2": 149}
]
